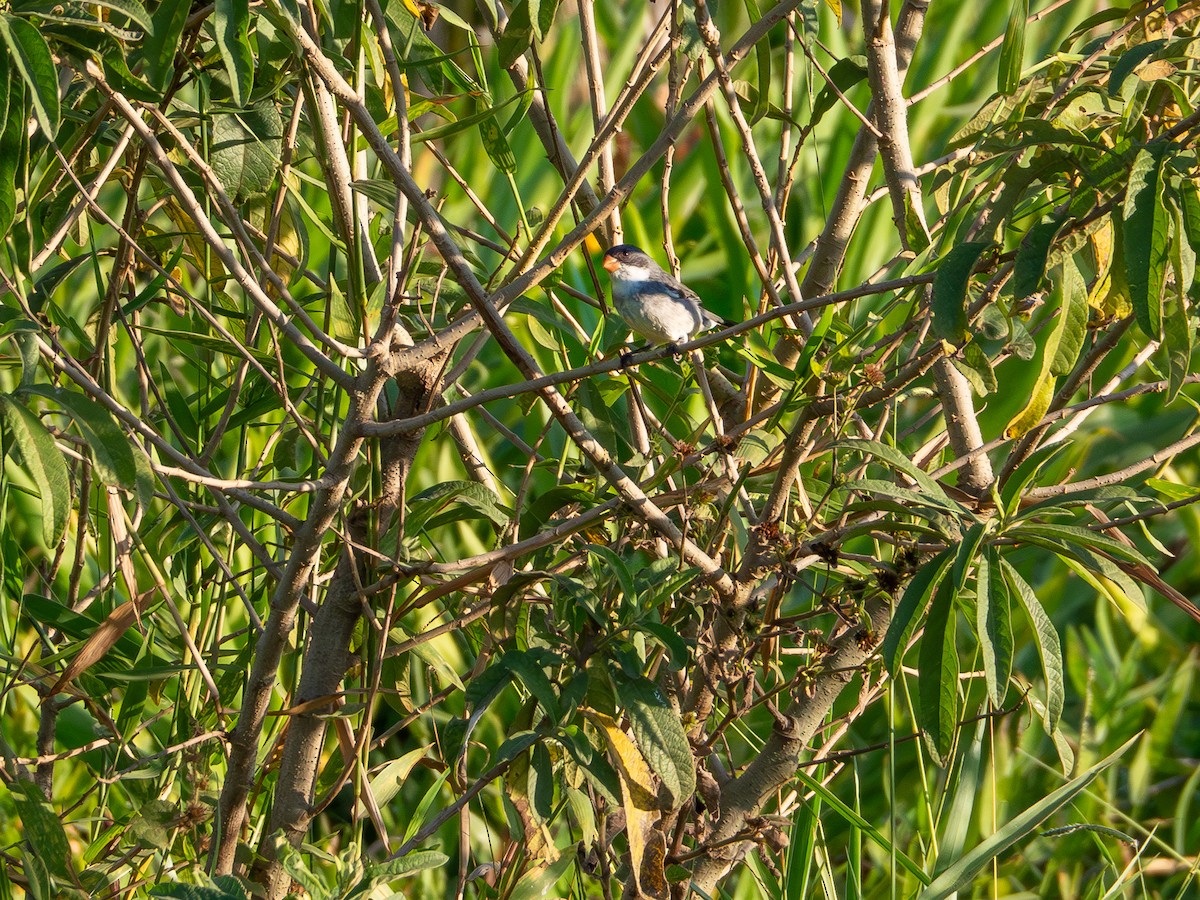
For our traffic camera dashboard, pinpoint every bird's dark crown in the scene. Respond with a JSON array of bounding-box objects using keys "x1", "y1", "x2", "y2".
[{"x1": 603, "y1": 244, "x2": 651, "y2": 263}]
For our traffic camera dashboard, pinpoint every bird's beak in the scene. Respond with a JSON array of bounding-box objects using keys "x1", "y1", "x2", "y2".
[{"x1": 602, "y1": 256, "x2": 620, "y2": 273}]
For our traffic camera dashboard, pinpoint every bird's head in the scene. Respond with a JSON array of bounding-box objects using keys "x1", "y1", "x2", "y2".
[{"x1": 602, "y1": 244, "x2": 656, "y2": 279}]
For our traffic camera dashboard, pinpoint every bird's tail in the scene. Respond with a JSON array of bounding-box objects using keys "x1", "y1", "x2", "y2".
[{"x1": 702, "y1": 309, "x2": 737, "y2": 331}]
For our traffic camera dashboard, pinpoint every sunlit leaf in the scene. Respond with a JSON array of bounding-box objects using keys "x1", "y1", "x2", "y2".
[
  {"x1": 1107, "y1": 39, "x2": 1168, "y2": 98},
  {"x1": 9, "y1": 780, "x2": 72, "y2": 879},
  {"x1": 0, "y1": 13, "x2": 59, "y2": 137},
  {"x1": 1049, "y1": 256, "x2": 1087, "y2": 376},
  {"x1": 919, "y1": 737, "x2": 1137, "y2": 899},
  {"x1": 0, "y1": 395, "x2": 70, "y2": 548},
  {"x1": 997, "y1": 0, "x2": 1028, "y2": 94},
  {"x1": 1123, "y1": 147, "x2": 1169, "y2": 338},
  {"x1": 614, "y1": 673, "x2": 695, "y2": 811},
  {"x1": 1000, "y1": 560, "x2": 1064, "y2": 732},
  {"x1": 976, "y1": 549, "x2": 1013, "y2": 707},
  {"x1": 23, "y1": 386, "x2": 139, "y2": 493},
  {"x1": 214, "y1": 0, "x2": 254, "y2": 106},
  {"x1": 0, "y1": 72, "x2": 22, "y2": 235},
  {"x1": 210, "y1": 101, "x2": 284, "y2": 201},
  {"x1": 141, "y1": 0, "x2": 190, "y2": 91}
]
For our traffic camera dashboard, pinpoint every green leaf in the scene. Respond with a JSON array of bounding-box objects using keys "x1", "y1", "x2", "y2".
[
  {"x1": 561, "y1": 728, "x2": 621, "y2": 805},
  {"x1": 0, "y1": 395, "x2": 70, "y2": 548},
  {"x1": 905, "y1": 194, "x2": 931, "y2": 253},
  {"x1": 8, "y1": 780, "x2": 72, "y2": 880},
  {"x1": 882, "y1": 550, "x2": 953, "y2": 675},
  {"x1": 478, "y1": 107, "x2": 516, "y2": 174},
  {"x1": 1164, "y1": 191, "x2": 1195, "y2": 403},
  {"x1": 1004, "y1": 375, "x2": 1052, "y2": 440},
  {"x1": 384, "y1": 0, "x2": 481, "y2": 95},
  {"x1": 613, "y1": 673, "x2": 696, "y2": 810},
  {"x1": 492, "y1": 729, "x2": 541, "y2": 766},
  {"x1": 1012, "y1": 218, "x2": 1062, "y2": 300},
  {"x1": 367, "y1": 745, "x2": 429, "y2": 809},
  {"x1": 848, "y1": 480, "x2": 959, "y2": 517},
  {"x1": 919, "y1": 737, "x2": 1137, "y2": 900},
  {"x1": 1123, "y1": 147, "x2": 1168, "y2": 338},
  {"x1": 1010, "y1": 521, "x2": 1151, "y2": 567},
  {"x1": 347, "y1": 851, "x2": 449, "y2": 898},
  {"x1": 793, "y1": 768, "x2": 931, "y2": 885},
  {"x1": 932, "y1": 241, "x2": 992, "y2": 344},
  {"x1": 529, "y1": 742, "x2": 554, "y2": 819},
  {"x1": 997, "y1": 0, "x2": 1028, "y2": 94},
  {"x1": 640, "y1": 621, "x2": 691, "y2": 669},
  {"x1": 952, "y1": 340, "x2": 997, "y2": 396},
  {"x1": 86, "y1": 0, "x2": 154, "y2": 30},
  {"x1": 465, "y1": 659, "x2": 513, "y2": 716},
  {"x1": 509, "y1": 852, "x2": 574, "y2": 900},
  {"x1": 214, "y1": 0, "x2": 254, "y2": 107},
  {"x1": 141, "y1": 0, "x2": 190, "y2": 91},
  {"x1": 1000, "y1": 560, "x2": 1064, "y2": 733},
  {"x1": 407, "y1": 480, "x2": 510, "y2": 533},
  {"x1": 150, "y1": 879, "x2": 249, "y2": 900},
  {"x1": 1145, "y1": 476, "x2": 1199, "y2": 502},
  {"x1": 409, "y1": 90, "x2": 525, "y2": 146},
  {"x1": 399, "y1": 767, "x2": 451, "y2": 844},
  {"x1": 350, "y1": 178, "x2": 401, "y2": 212},
  {"x1": 918, "y1": 581, "x2": 958, "y2": 764},
  {"x1": 0, "y1": 52, "x2": 9, "y2": 141},
  {"x1": 99, "y1": 37, "x2": 162, "y2": 103},
  {"x1": 497, "y1": 0, "x2": 536, "y2": 68},
  {"x1": 533, "y1": 0, "x2": 562, "y2": 38},
  {"x1": 23, "y1": 387, "x2": 139, "y2": 492},
  {"x1": 586, "y1": 543, "x2": 634, "y2": 605},
  {"x1": 1049, "y1": 256, "x2": 1087, "y2": 376},
  {"x1": 742, "y1": 0, "x2": 771, "y2": 123},
  {"x1": 677, "y1": 0, "x2": 709, "y2": 60},
  {"x1": 0, "y1": 73, "x2": 23, "y2": 235},
  {"x1": 950, "y1": 522, "x2": 987, "y2": 591},
  {"x1": 975, "y1": 549, "x2": 1012, "y2": 707},
  {"x1": 1004, "y1": 256, "x2": 1086, "y2": 439},
  {"x1": 210, "y1": 100, "x2": 283, "y2": 200},
  {"x1": 936, "y1": 718, "x2": 986, "y2": 871},
  {"x1": 1178, "y1": 176, "x2": 1200, "y2": 253},
  {"x1": 519, "y1": 484, "x2": 593, "y2": 541},
  {"x1": 273, "y1": 839, "x2": 325, "y2": 898},
  {"x1": 503, "y1": 650, "x2": 560, "y2": 721},
  {"x1": 1107, "y1": 39, "x2": 1168, "y2": 98},
  {"x1": 841, "y1": 439, "x2": 963, "y2": 513},
  {"x1": 129, "y1": 799, "x2": 177, "y2": 849},
  {"x1": 0, "y1": 13, "x2": 59, "y2": 138},
  {"x1": 808, "y1": 56, "x2": 868, "y2": 130},
  {"x1": 21, "y1": 848, "x2": 51, "y2": 900}
]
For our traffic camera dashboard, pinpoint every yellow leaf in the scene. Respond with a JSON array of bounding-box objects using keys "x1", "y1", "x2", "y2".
[
  {"x1": 1004, "y1": 371, "x2": 1054, "y2": 439},
  {"x1": 1088, "y1": 217, "x2": 1131, "y2": 320},
  {"x1": 1136, "y1": 59, "x2": 1177, "y2": 82},
  {"x1": 583, "y1": 709, "x2": 667, "y2": 899},
  {"x1": 162, "y1": 197, "x2": 228, "y2": 290}
]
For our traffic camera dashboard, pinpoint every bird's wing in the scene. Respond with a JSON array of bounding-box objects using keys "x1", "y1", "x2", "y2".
[{"x1": 661, "y1": 280, "x2": 735, "y2": 333}]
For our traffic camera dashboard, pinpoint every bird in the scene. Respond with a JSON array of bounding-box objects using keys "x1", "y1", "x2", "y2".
[{"x1": 602, "y1": 244, "x2": 733, "y2": 351}]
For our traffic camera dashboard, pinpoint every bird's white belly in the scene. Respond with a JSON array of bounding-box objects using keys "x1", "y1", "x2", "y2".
[{"x1": 615, "y1": 290, "x2": 699, "y2": 345}]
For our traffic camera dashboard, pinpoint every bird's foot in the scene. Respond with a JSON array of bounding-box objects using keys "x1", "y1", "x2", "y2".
[
  {"x1": 665, "y1": 342, "x2": 682, "y2": 358},
  {"x1": 619, "y1": 349, "x2": 636, "y2": 369}
]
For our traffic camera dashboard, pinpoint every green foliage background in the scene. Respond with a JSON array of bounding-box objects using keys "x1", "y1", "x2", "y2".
[{"x1": 0, "y1": 0, "x2": 1197, "y2": 898}]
